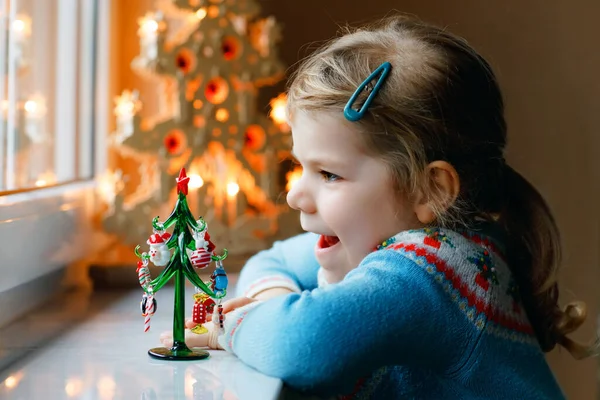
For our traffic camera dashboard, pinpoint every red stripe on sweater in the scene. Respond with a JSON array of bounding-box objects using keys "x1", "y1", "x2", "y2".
[
  {"x1": 245, "y1": 276, "x2": 297, "y2": 294},
  {"x1": 387, "y1": 243, "x2": 533, "y2": 335}
]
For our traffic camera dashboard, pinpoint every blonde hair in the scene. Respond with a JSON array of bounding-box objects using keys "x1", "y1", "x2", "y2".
[{"x1": 287, "y1": 14, "x2": 596, "y2": 359}]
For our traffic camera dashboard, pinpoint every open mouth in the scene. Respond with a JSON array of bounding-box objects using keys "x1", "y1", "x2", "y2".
[{"x1": 317, "y1": 235, "x2": 340, "y2": 249}]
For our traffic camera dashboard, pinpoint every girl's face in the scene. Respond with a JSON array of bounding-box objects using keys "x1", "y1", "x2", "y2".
[{"x1": 287, "y1": 111, "x2": 422, "y2": 282}]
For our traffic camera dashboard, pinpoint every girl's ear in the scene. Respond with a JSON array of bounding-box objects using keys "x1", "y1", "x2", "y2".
[{"x1": 413, "y1": 161, "x2": 460, "y2": 224}]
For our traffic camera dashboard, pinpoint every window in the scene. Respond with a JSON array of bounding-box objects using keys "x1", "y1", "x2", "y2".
[
  {"x1": 0, "y1": 0, "x2": 97, "y2": 193},
  {"x1": 0, "y1": 0, "x2": 110, "y2": 327}
]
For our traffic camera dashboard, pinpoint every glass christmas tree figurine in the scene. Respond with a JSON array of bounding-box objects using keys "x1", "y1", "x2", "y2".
[{"x1": 135, "y1": 167, "x2": 228, "y2": 360}]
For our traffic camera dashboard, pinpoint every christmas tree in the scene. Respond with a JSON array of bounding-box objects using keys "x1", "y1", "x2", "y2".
[
  {"x1": 136, "y1": 168, "x2": 228, "y2": 360},
  {"x1": 102, "y1": 0, "x2": 297, "y2": 259}
]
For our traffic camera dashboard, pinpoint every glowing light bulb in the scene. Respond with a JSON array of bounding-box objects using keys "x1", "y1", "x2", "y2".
[
  {"x1": 141, "y1": 19, "x2": 158, "y2": 34},
  {"x1": 11, "y1": 15, "x2": 31, "y2": 44},
  {"x1": 227, "y1": 182, "x2": 239, "y2": 197},
  {"x1": 65, "y1": 378, "x2": 84, "y2": 397},
  {"x1": 269, "y1": 93, "x2": 288, "y2": 126},
  {"x1": 24, "y1": 100, "x2": 37, "y2": 113},
  {"x1": 12, "y1": 19, "x2": 25, "y2": 33},
  {"x1": 196, "y1": 8, "x2": 207, "y2": 20},
  {"x1": 3, "y1": 371, "x2": 24, "y2": 390},
  {"x1": 215, "y1": 108, "x2": 229, "y2": 122},
  {"x1": 189, "y1": 174, "x2": 204, "y2": 189},
  {"x1": 4, "y1": 376, "x2": 17, "y2": 389}
]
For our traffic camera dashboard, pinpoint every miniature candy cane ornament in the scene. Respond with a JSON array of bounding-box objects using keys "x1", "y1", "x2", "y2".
[
  {"x1": 136, "y1": 254, "x2": 157, "y2": 332},
  {"x1": 137, "y1": 260, "x2": 151, "y2": 289},
  {"x1": 144, "y1": 292, "x2": 155, "y2": 332}
]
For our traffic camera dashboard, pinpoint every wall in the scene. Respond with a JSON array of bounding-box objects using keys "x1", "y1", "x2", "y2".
[{"x1": 261, "y1": 1, "x2": 599, "y2": 399}]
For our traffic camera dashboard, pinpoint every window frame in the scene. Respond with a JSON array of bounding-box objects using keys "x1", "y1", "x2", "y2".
[{"x1": 0, "y1": 0, "x2": 111, "y2": 327}]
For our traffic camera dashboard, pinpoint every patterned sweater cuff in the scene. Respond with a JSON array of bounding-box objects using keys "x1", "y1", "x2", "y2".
[
  {"x1": 218, "y1": 300, "x2": 263, "y2": 354},
  {"x1": 243, "y1": 275, "x2": 302, "y2": 298}
]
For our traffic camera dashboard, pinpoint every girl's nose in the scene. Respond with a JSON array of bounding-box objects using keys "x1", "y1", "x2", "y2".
[{"x1": 286, "y1": 174, "x2": 316, "y2": 214}]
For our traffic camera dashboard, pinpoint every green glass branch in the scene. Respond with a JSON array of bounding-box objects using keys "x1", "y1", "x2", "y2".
[
  {"x1": 162, "y1": 196, "x2": 183, "y2": 228},
  {"x1": 196, "y1": 217, "x2": 206, "y2": 232},
  {"x1": 182, "y1": 256, "x2": 227, "y2": 299},
  {"x1": 186, "y1": 216, "x2": 207, "y2": 250},
  {"x1": 175, "y1": 196, "x2": 194, "y2": 222},
  {"x1": 175, "y1": 231, "x2": 226, "y2": 299},
  {"x1": 211, "y1": 249, "x2": 228, "y2": 262},
  {"x1": 184, "y1": 206, "x2": 197, "y2": 228},
  {"x1": 135, "y1": 245, "x2": 176, "y2": 295},
  {"x1": 152, "y1": 216, "x2": 165, "y2": 231},
  {"x1": 177, "y1": 232, "x2": 188, "y2": 265},
  {"x1": 149, "y1": 263, "x2": 176, "y2": 292},
  {"x1": 134, "y1": 245, "x2": 150, "y2": 261},
  {"x1": 153, "y1": 214, "x2": 176, "y2": 231},
  {"x1": 152, "y1": 212, "x2": 178, "y2": 251},
  {"x1": 186, "y1": 241, "x2": 197, "y2": 251}
]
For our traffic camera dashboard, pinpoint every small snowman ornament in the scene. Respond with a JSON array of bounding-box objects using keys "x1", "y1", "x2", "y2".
[{"x1": 146, "y1": 231, "x2": 172, "y2": 267}]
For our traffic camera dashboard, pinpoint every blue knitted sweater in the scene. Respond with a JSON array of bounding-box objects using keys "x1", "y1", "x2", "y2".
[{"x1": 218, "y1": 227, "x2": 565, "y2": 399}]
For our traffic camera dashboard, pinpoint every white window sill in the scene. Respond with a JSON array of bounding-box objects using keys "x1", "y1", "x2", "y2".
[
  {"x1": 0, "y1": 180, "x2": 96, "y2": 205},
  {"x1": 0, "y1": 179, "x2": 98, "y2": 326}
]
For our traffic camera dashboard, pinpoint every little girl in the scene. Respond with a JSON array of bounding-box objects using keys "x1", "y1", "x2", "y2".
[{"x1": 161, "y1": 14, "x2": 596, "y2": 399}]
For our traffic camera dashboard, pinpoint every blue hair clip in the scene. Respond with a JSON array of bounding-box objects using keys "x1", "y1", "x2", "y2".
[{"x1": 343, "y1": 61, "x2": 392, "y2": 122}]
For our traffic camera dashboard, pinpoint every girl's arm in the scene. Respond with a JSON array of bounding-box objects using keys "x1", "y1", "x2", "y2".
[
  {"x1": 220, "y1": 249, "x2": 476, "y2": 396},
  {"x1": 235, "y1": 232, "x2": 320, "y2": 298}
]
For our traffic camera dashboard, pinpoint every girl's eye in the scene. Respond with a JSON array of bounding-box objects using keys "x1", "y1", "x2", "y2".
[{"x1": 320, "y1": 170, "x2": 340, "y2": 182}]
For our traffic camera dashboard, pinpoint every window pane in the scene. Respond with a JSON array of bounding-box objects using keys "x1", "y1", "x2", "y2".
[{"x1": 0, "y1": 0, "x2": 96, "y2": 192}]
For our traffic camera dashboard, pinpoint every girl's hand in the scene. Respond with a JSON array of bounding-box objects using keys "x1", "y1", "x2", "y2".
[
  {"x1": 205, "y1": 287, "x2": 293, "y2": 322},
  {"x1": 203, "y1": 296, "x2": 258, "y2": 323},
  {"x1": 160, "y1": 297, "x2": 257, "y2": 349},
  {"x1": 159, "y1": 325, "x2": 211, "y2": 348},
  {"x1": 161, "y1": 289, "x2": 290, "y2": 348},
  {"x1": 176, "y1": 297, "x2": 258, "y2": 332},
  {"x1": 220, "y1": 296, "x2": 258, "y2": 313}
]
